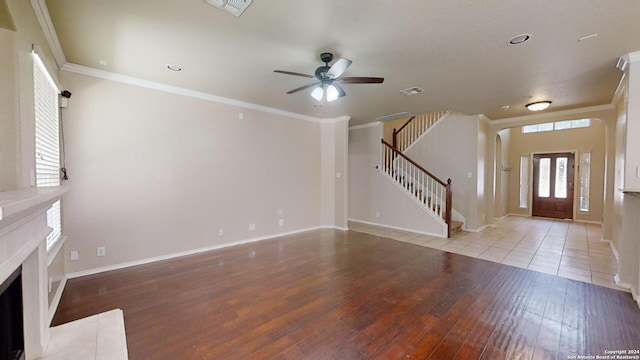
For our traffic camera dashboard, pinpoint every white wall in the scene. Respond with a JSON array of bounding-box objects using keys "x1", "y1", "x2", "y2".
[
  {"x1": 614, "y1": 52, "x2": 640, "y2": 304},
  {"x1": 60, "y1": 71, "x2": 334, "y2": 273},
  {"x1": 348, "y1": 123, "x2": 444, "y2": 236}
]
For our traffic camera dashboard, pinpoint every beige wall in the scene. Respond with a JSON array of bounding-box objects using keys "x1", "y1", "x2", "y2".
[
  {"x1": 0, "y1": 28, "x2": 17, "y2": 191},
  {"x1": 348, "y1": 123, "x2": 444, "y2": 236},
  {"x1": 60, "y1": 71, "x2": 331, "y2": 273},
  {"x1": 506, "y1": 119, "x2": 606, "y2": 222},
  {"x1": 403, "y1": 112, "x2": 484, "y2": 229},
  {"x1": 381, "y1": 116, "x2": 412, "y2": 144}
]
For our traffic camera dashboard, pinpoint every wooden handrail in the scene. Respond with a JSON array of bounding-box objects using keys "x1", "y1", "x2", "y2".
[
  {"x1": 381, "y1": 139, "x2": 448, "y2": 187},
  {"x1": 392, "y1": 116, "x2": 415, "y2": 148}
]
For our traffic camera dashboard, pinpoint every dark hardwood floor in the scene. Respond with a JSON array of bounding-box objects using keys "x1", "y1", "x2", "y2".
[{"x1": 53, "y1": 230, "x2": 640, "y2": 359}]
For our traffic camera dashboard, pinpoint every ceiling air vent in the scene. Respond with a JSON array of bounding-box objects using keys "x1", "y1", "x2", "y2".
[
  {"x1": 205, "y1": 0, "x2": 253, "y2": 17},
  {"x1": 376, "y1": 112, "x2": 413, "y2": 122},
  {"x1": 399, "y1": 86, "x2": 425, "y2": 96}
]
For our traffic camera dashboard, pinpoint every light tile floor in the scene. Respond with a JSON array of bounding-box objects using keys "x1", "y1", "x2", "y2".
[
  {"x1": 349, "y1": 216, "x2": 625, "y2": 292},
  {"x1": 41, "y1": 309, "x2": 128, "y2": 360}
]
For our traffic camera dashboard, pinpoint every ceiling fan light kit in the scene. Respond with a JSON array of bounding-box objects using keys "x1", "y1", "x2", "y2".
[{"x1": 274, "y1": 52, "x2": 384, "y2": 102}]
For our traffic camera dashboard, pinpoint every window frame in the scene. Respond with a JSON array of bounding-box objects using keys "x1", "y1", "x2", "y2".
[{"x1": 33, "y1": 51, "x2": 62, "y2": 251}]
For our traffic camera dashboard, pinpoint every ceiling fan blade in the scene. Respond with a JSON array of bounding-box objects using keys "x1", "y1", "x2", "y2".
[
  {"x1": 286, "y1": 82, "x2": 321, "y2": 94},
  {"x1": 274, "y1": 70, "x2": 315, "y2": 79},
  {"x1": 338, "y1": 77, "x2": 385, "y2": 84},
  {"x1": 327, "y1": 58, "x2": 352, "y2": 79}
]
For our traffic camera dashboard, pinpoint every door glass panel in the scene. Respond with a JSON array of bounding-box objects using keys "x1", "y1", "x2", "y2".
[
  {"x1": 538, "y1": 158, "x2": 550, "y2": 197},
  {"x1": 555, "y1": 157, "x2": 568, "y2": 198}
]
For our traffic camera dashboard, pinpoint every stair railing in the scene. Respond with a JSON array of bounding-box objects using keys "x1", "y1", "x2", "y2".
[
  {"x1": 381, "y1": 139, "x2": 452, "y2": 237},
  {"x1": 392, "y1": 110, "x2": 449, "y2": 152}
]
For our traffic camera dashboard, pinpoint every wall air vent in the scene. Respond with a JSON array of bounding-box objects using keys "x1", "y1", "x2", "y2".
[
  {"x1": 205, "y1": 0, "x2": 253, "y2": 17},
  {"x1": 399, "y1": 86, "x2": 424, "y2": 96},
  {"x1": 376, "y1": 112, "x2": 413, "y2": 122}
]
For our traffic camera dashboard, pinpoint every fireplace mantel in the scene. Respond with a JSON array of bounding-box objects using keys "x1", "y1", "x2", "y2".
[{"x1": 0, "y1": 186, "x2": 69, "y2": 360}]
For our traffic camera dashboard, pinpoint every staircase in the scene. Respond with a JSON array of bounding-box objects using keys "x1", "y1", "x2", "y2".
[
  {"x1": 378, "y1": 110, "x2": 460, "y2": 238},
  {"x1": 392, "y1": 110, "x2": 451, "y2": 152}
]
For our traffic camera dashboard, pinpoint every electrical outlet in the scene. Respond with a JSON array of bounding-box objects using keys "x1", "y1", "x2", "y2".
[
  {"x1": 239, "y1": 112, "x2": 244, "y2": 120},
  {"x1": 97, "y1": 246, "x2": 106, "y2": 257},
  {"x1": 467, "y1": 171, "x2": 473, "y2": 178},
  {"x1": 218, "y1": 228, "x2": 224, "y2": 236},
  {"x1": 279, "y1": 219, "x2": 284, "y2": 226},
  {"x1": 249, "y1": 224, "x2": 256, "y2": 231},
  {"x1": 70, "y1": 250, "x2": 79, "y2": 261},
  {"x1": 376, "y1": 212, "x2": 380, "y2": 218},
  {"x1": 336, "y1": 172, "x2": 341, "y2": 178}
]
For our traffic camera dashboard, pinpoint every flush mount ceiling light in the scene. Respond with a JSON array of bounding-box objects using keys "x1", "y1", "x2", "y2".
[
  {"x1": 508, "y1": 33, "x2": 531, "y2": 45},
  {"x1": 526, "y1": 101, "x2": 552, "y2": 111},
  {"x1": 205, "y1": 0, "x2": 253, "y2": 17},
  {"x1": 166, "y1": 64, "x2": 183, "y2": 72}
]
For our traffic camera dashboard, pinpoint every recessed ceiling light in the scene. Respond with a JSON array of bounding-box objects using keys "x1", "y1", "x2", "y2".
[
  {"x1": 526, "y1": 101, "x2": 552, "y2": 111},
  {"x1": 166, "y1": 64, "x2": 183, "y2": 72},
  {"x1": 399, "y1": 86, "x2": 424, "y2": 96},
  {"x1": 500, "y1": 105, "x2": 510, "y2": 110},
  {"x1": 508, "y1": 34, "x2": 531, "y2": 45}
]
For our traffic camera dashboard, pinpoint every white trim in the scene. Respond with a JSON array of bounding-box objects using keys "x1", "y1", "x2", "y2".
[
  {"x1": 490, "y1": 104, "x2": 614, "y2": 126},
  {"x1": 323, "y1": 116, "x2": 351, "y2": 124},
  {"x1": 30, "y1": 0, "x2": 66, "y2": 68},
  {"x1": 377, "y1": 169, "x2": 448, "y2": 230},
  {"x1": 613, "y1": 275, "x2": 639, "y2": 308},
  {"x1": 67, "y1": 226, "x2": 335, "y2": 279},
  {"x1": 46, "y1": 235, "x2": 66, "y2": 267},
  {"x1": 349, "y1": 121, "x2": 381, "y2": 131},
  {"x1": 47, "y1": 276, "x2": 67, "y2": 325},
  {"x1": 494, "y1": 215, "x2": 508, "y2": 221},
  {"x1": 627, "y1": 50, "x2": 640, "y2": 63},
  {"x1": 601, "y1": 238, "x2": 620, "y2": 262},
  {"x1": 347, "y1": 218, "x2": 446, "y2": 238},
  {"x1": 61, "y1": 63, "x2": 328, "y2": 123},
  {"x1": 613, "y1": 72, "x2": 627, "y2": 105},
  {"x1": 573, "y1": 219, "x2": 602, "y2": 225},
  {"x1": 463, "y1": 223, "x2": 493, "y2": 232}
]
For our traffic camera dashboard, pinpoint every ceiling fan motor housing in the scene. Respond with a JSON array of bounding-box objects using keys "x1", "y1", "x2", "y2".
[{"x1": 315, "y1": 66, "x2": 331, "y2": 81}]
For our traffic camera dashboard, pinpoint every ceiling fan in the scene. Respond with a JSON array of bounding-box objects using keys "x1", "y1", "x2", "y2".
[{"x1": 274, "y1": 52, "x2": 384, "y2": 102}]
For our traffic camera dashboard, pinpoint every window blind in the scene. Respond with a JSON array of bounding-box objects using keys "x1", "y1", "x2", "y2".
[{"x1": 33, "y1": 52, "x2": 62, "y2": 250}]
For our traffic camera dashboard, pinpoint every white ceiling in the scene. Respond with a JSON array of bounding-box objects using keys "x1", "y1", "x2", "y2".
[{"x1": 45, "y1": 0, "x2": 640, "y2": 125}]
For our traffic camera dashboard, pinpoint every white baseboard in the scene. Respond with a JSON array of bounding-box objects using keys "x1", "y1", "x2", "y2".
[
  {"x1": 601, "y1": 238, "x2": 620, "y2": 261},
  {"x1": 48, "y1": 275, "x2": 67, "y2": 324},
  {"x1": 463, "y1": 223, "x2": 494, "y2": 233},
  {"x1": 67, "y1": 226, "x2": 337, "y2": 279},
  {"x1": 348, "y1": 218, "x2": 446, "y2": 238}
]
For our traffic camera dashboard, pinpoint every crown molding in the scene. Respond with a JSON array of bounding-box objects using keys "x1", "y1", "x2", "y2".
[
  {"x1": 627, "y1": 50, "x2": 640, "y2": 63},
  {"x1": 30, "y1": 0, "x2": 66, "y2": 68},
  {"x1": 62, "y1": 63, "x2": 329, "y2": 123},
  {"x1": 349, "y1": 121, "x2": 381, "y2": 131},
  {"x1": 322, "y1": 116, "x2": 351, "y2": 124},
  {"x1": 489, "y1": 104, "x2": 615, "y2": 126}
]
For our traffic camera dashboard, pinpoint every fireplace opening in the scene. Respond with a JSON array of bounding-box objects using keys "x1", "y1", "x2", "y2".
[{"x1": 0, "y1": 266, "x2": 25, "y2": 360}]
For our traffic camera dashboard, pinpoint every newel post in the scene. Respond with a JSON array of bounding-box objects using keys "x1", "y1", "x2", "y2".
[
  {"x1": 446, "y1": 179, "x2": 452, "y2": 238},
  {"x1": 392, "y1": 128, "x2": 397, "y2": 149}
]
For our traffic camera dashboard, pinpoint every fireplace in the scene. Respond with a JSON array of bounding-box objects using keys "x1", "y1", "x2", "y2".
[{"x1": 0, "y1": 266, "x2": 25, "y2": 360}]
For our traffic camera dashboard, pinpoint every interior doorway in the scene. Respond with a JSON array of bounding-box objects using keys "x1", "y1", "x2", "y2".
[{"x1": 532, "y1": 152, "x2": 575, "y2": 219}]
